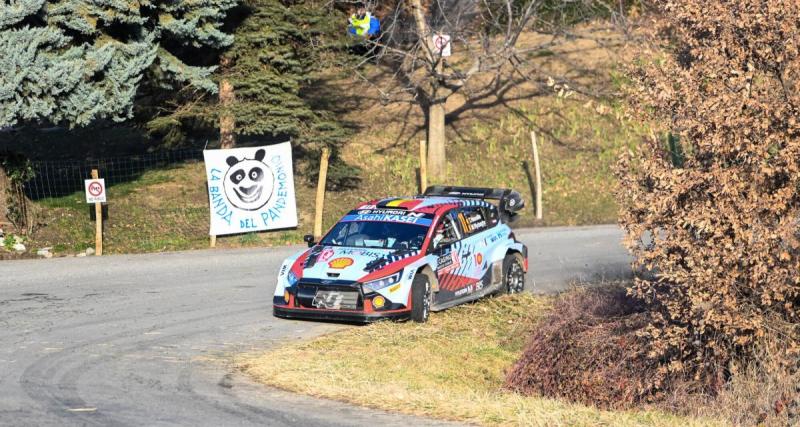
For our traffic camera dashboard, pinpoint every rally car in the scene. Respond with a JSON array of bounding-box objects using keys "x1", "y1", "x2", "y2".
[{"x1": 272, "y1": 186, "x2": 528, "y2": 323}]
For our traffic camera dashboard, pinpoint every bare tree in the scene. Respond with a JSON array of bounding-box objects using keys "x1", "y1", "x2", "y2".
[
  {"x1": 350, "y1": 0, "x2": 632, "y2": 182},
  {"x1": 219, "y1": 57, "x2": 236, "y2": 149}
]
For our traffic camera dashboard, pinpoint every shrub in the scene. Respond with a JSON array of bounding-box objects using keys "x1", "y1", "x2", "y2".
[
  {"x1": 617, "y1": 0, "x2": 800, "y2": 393},
  {"x1": 654, "y1": 331, "x2": 799, "y2": 425},
  {"x1": 504, "y1": 286, "x2": 661, "y2": 408}
]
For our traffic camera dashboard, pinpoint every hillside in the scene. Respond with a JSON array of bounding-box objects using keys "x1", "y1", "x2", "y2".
[{"x1": 9, "y1": 26, "x2": 643, "y2": 255}]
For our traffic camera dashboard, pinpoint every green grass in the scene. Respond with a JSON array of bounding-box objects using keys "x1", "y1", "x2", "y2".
[
  {"x1": 239, "y1": 294, "x2": 720, "y2": 426},
  {"x1": 28, "y1": 162, "x2": 310, "y2": 254}
]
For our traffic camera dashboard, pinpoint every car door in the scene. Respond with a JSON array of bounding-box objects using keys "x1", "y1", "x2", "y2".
[
  {"x1": 430, "y1": 209, "x2": 466, "y2": 303},
  {"x1": 430, "y1": 206, "x2": 494, "y2": 302},
  {"x1": 452, "y1": 206, "x2": 492, "y2": 294}
]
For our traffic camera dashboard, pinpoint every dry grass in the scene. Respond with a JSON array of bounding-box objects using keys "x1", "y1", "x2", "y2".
[
  {"x1": 342, "y1": 97, "x2": 643, "y2": 228},
  {"x1": 239, "y1": 293, "x2": 721, "y2": 426},
  {"x1": 671, "y1": 337, "x2": 800, "y2": 426},
  {"x1": 505, "y1": 286, "x2": 659, "y2": 409}
]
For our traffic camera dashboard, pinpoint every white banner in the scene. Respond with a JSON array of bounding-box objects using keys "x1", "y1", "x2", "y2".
[{"x1": 203, "y1": 142, "x2": 298, "y2": 236}]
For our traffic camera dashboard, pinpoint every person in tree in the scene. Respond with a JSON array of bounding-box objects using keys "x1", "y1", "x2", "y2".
[{"x1": 348, "y1": 2, "x2": 379, "y2": 39}]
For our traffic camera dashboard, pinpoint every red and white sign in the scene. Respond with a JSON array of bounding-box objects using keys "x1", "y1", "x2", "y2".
[
  {"x1": 432, "y1": 34, "x2": 451, "y2": 57},
  {"x1": 84, "y1": 179, "x2": 106, "y2": 203}
]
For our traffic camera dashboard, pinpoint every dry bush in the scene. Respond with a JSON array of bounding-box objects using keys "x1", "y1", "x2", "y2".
[
  {"x1": 664, "y1": 333, "x2": 800, "y2": 426},
  {"x1": 708, "y1": 353, "x2": 800, "y2": 425},
  {"x1": 504, "y1": 286, "x2": 663, "y2": 409},
  {"x1": 617, "y1": 0, "x2": 800, "y2": 393}
]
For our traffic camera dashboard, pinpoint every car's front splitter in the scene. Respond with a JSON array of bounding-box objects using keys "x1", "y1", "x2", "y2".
[{"x1": 273, "y1": 305, "x2": 410, "y2": 323}]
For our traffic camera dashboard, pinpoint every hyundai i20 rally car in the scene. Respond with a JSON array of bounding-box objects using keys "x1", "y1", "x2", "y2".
[{"x1": 273, "y1": 186, "x2": 528, "y2": 323}]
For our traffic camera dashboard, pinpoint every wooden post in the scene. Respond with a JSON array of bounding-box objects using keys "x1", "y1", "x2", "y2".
[
  {"x1": 313, "y1": 147, "x2": 330, "y2": 240},
  {"x1": 530, "y1": 131, "x2": 543, "y2": 220},
  {"x1": 91, "y1": 169, "x2": 103, "y2": 256},
  {"x1": 419, "y1": 139, "x2": 428, "y2": 193},
  {"x1": 210, "y1": 234, "x2": 216, "y2": 248}
]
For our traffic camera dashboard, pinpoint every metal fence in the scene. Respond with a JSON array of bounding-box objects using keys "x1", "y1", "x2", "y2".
[
  {"x1": 11, "y1": 148, "x2": 215, "y2": 253},
  {"x1": 24, "y1": 148, "x2": 204, "y2": 201}
]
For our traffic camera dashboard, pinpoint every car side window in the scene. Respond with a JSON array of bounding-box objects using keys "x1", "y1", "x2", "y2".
[
  {"x1": 431, "y1": 210, "x2": 462, "y2": 249},
  {"x1": 486, "y1": 205, "x2": 499, "y2": 226},
  {"x1": 457, "y1": 206, "x2": 489, "y2": 236}
]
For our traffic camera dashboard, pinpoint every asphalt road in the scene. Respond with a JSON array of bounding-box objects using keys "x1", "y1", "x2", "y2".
[{"x1": 0, "y1": 225, "x2": 631, "y2": 426}]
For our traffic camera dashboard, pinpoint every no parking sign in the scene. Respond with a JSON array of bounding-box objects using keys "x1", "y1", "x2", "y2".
[
  {"x1": 84, "y1": 179, "x2": 106, "y2": 203},
  {"x1": 432, "y1": 34, "x2": 451, "y2": 57}
]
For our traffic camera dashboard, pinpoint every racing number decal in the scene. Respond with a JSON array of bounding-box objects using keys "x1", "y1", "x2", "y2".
[{"x1": 458, "y1": 212, "x2": 472, "y2": 234}]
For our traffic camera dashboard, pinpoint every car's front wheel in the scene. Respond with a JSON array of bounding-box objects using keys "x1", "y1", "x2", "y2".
[
  {"x1": 503, "y1": 254, "x2": 525, "y2": 294},
  {"x1": 410, "y1": 274, "x2": 431, "y2": 323}
]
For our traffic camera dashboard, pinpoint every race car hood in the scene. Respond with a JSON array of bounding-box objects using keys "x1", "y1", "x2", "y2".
[{"x1": 297, "y1": 245, "x2": 404, "y2": 282}]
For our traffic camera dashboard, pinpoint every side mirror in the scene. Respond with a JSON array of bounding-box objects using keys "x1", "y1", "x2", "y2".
[{"x1": 303, "y1": 234, "x2": 316, "y2": 248}]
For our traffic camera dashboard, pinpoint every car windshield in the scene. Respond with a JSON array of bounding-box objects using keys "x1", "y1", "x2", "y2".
[{"x1": 320, "y1": 220, "x2": 428, "y2": 250}]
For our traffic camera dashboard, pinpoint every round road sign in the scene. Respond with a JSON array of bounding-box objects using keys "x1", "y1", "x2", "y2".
[{"x1": 88, "y1": 181, "x2": 104, "y2": 197}]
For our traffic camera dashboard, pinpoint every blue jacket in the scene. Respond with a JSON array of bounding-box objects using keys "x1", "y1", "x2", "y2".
[{"x1": 348, "y1": 15, "x2": 380, "y2": 36}]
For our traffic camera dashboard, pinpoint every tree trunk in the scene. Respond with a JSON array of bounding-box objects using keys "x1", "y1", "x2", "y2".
[
  {"x1": 427, "y1": 102, "x2": 446, "y2": 183},
  {"x1": 0, "y1": 160, "x2": 32, "y2": 233},
  {"x1": 0, "y1": 164, "x2": 9, "y2": 227},
  {"x1": 409, "y1": 0, "x2": 448, "y2": 182},
  {"x1": 219, "y1": 77, "x2": 236, "y2": 149}
]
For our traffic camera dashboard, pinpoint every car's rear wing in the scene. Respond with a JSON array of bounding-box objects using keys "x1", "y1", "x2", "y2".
[{"x1": 423, "y1": 185, "x2": 525, "y2": 221}]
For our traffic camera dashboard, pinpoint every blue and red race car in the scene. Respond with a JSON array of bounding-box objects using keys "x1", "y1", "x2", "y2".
[{"x1": 273, "y1": 186, "x2": 528, "y2": 323}]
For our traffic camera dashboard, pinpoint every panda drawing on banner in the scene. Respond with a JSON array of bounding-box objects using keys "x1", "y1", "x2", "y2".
[
  {"x1": 223, "y1": 149, "x2": 274, "y2": 211},
  {"x1": 203, "y1": 142, "x2": 298, "y2": 236}
]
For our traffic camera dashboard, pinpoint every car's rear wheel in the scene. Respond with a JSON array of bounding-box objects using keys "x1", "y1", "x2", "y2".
[
  {"x1": 503, "y1": 254, "x2": 525, "y2": 294},
  {"x1": 410, "y1": 274, "x2": 431, "y2": 323}
]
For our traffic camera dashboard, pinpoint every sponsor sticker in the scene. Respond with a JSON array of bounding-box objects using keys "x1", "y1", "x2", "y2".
[
  {"x1": 313, "y1": 291, "x2": 344, "y2": 309},
  {"x1": 334, "y1": 248, "x2": 385, "y2": 258},
  {"x1": 328, "y1": 257, "x2": 354, "y2": 269},
  {"x1": 319, "y1": 248, "x2": 335, "y2": 262},
  {"x1": 341, "y1": 213, "x2": 432, "y2": 226},
  {"x1": 455, "y1": 284, "x2": 474, "y2": 297},
  {"x1": 437, "y1": 251, "x2": 460, "y2": 273},
  {"x1": 340, "y1": 209, "x2": 434, "y2": 226}
]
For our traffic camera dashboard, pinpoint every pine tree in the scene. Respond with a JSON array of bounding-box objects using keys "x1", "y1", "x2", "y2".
[
  {"x1": 0, "y1": 0, "x2": 237, "y2": 128},
  {"x1": 222, "y1": 0, "x2": 344, "y2": 145},
  {"x1": 213, "y1": 0, "x2": 355, "y2": 186}
]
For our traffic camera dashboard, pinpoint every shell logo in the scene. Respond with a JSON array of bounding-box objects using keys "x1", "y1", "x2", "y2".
[
  {"x1": 475, "y1": 253, "x2": 483, "y2": 265},
  {"x1": 328, "y1": 257, "x2": 354, "y2": 269}
]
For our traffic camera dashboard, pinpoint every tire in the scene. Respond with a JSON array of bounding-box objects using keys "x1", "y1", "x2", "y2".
[
  {"x1": 503, "y1": 254, "x2": 525, "y2": 294},
  {"x1": 410, "y1": 274, "x2": 431, "y2": 323}
]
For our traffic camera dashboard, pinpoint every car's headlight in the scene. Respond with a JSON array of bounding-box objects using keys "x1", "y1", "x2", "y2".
[
  {"x1": 287, "y1": 270, "x2": 299, "y2": 286},
  {"x1": 363, "y1": 270, "x2": 403, "y2": 292}
]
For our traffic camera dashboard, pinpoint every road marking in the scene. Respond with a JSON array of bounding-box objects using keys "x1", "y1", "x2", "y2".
[{"x1": 67, "y1": 407, "x2": 97, "y2": 413}]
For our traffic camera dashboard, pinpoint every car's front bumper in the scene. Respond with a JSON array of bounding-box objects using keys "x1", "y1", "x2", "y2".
[{"x1": 273, "y1": 305, "x2": 410, "y2": 323}]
